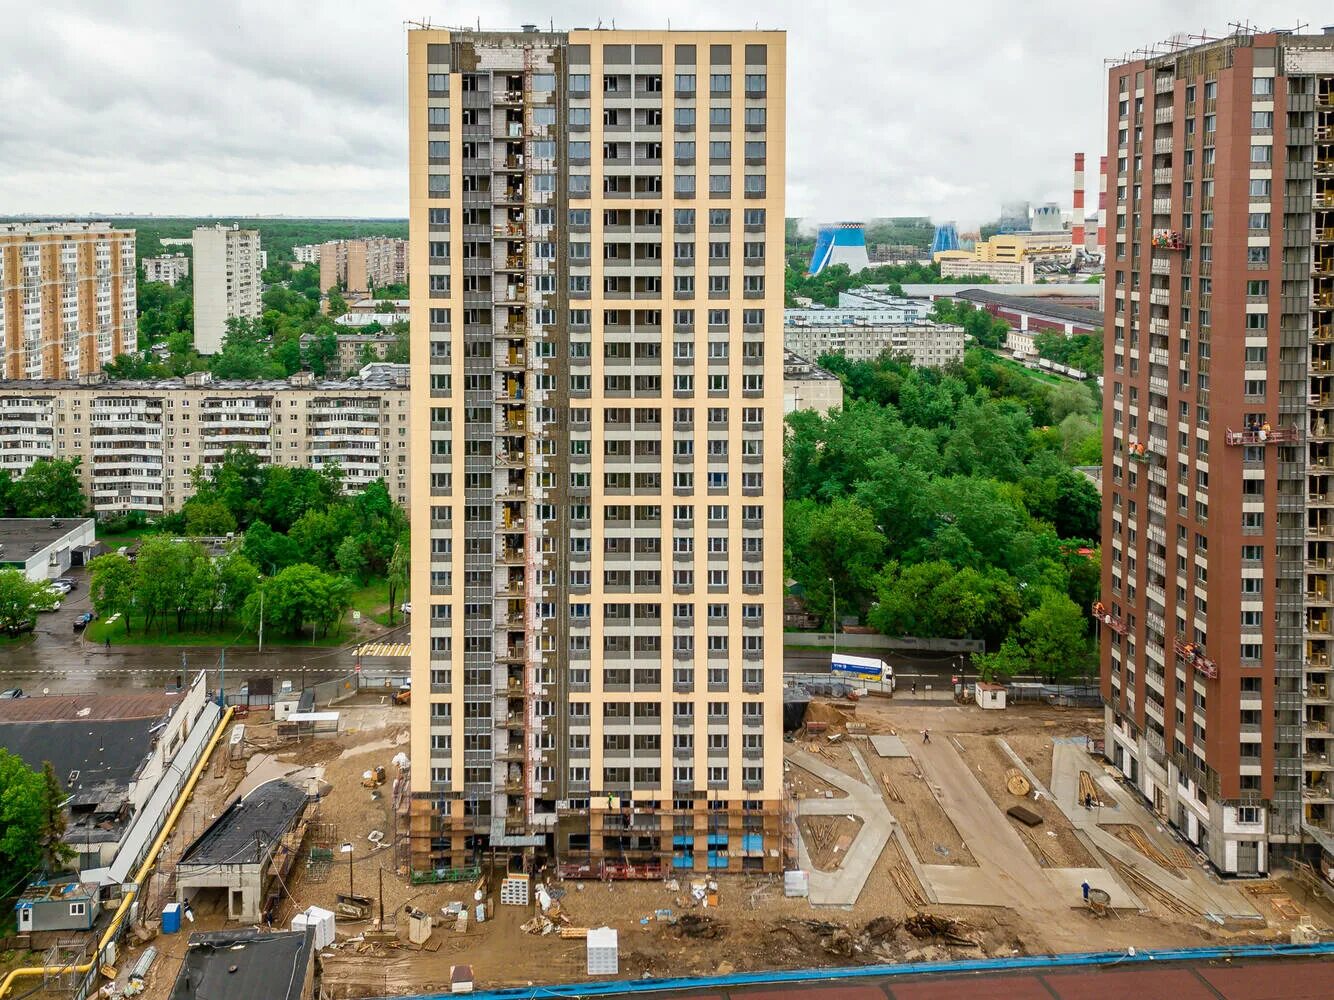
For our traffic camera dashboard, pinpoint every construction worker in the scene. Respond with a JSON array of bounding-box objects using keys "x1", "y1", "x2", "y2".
[
  {"x1": 1081, "y1": 881, "x2": 1090, "y2": 902},
  {"x1": 922, "y1": 729, "x2": 931, "y2": 744}
]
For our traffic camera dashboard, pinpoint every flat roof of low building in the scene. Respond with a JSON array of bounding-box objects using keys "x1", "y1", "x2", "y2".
[
  {"x1": 955, "y1": 288, "x2": 1102, "y2": 327},
  {"x1": 0, "y1": 371, "x2": 407, "y2": 392},
  {"x1": 889, "y1": 282, "x2": 1098, "y2": 298},
  {"x1": 0, "y1": 715, "x2": 167, "y2": 809},
  {"x1": 180, "y1": 779, "x2": 307, "y2": 866},
  {"x1": 170, "y1": 929, "x2": 314, "y2": 1000},
  {"x1": 0, "y1": 517, "x2": 94, "y2": 555},
  {"x1": 783, "y1": 350, "x2": 839, "y2": 381}
]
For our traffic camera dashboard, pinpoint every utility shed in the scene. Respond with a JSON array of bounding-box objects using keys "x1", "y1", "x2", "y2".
[
  {"x1": 13, "y1": 880, "x2": 99, "y2": 935},
  {"x1": 169, "y1": 928, "x2": 317, "y2": 1000},
  {"x1": 176, "y1": 779, "x2": 308, "y2": 923}
]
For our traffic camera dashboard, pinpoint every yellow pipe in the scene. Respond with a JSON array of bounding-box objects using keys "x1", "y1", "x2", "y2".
[{"x1": 0, "y1": 706, "x2": 235, "y2": 998}]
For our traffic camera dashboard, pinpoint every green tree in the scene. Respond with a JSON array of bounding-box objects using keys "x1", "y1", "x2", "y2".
[
  {"x1": 182, "y1": 498, "x2": 237, "y2": 537},
  {"x1": 327, "y1": 288, "x2": 349, "y2": 317},
  {"x1": 39, "y1": 762, "x2": 74, "y2": 870},
  {"x1": 386, "y1": 530, "x2": 409, "y2": 625},
  {"x1": 134, "y1": 536, "x2": 209, "y2": 633},
  {"x1": 89, "y1": 553, "x2": 139, "y2": 634},
  {"x1": 868, "y1": 561, "x2": 1020, "y2": 648},
  {"x1": 999, "y1": 590, "x2": 1094, "y2": 682},
  {"x1": 11, "y1": 458, "x2": 86, "y2": 517},
  {"x1": 241, "y1": 520, "x2": 301, "y2": 575},
  {"x1": 0, "y1": 569, "x2": 57, "y2": 634},
  {"x1": 0, "y1": 749, "x2": 47, "y2": 890},
  {"x1": 305, "y1": 331, "x2": 339, "y2": 377},
  {"x1": 784, "y1": 498, "x2": 885, "y2": 626},
  {"x1": 0, "y1": 468, "x2": 12, "y2": 516},
  {"x1": 244, "y1": 563, "x2": 353, "y2": 638}
]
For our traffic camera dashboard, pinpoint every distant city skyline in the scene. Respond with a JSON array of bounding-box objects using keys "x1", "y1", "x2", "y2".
[{"x1": 0, "y1": 0, "x2": 1317, "y2": 224}]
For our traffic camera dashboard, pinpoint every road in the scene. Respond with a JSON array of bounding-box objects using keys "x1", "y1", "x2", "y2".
[
  {"x1": 2, "y1": 576, "x2": 1033, "y2": 696},
  {"x1": 0, "y1": 565, "x2": 398, "y2": 695}
]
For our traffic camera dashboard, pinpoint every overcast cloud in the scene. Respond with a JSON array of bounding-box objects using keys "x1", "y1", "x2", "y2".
[{"x1": 0, "y1": 0, "x2": 1319, "y2": 225}]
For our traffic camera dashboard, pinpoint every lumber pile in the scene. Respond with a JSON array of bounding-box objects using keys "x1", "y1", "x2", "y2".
[
  {"x1": 1078, "y1": 770, "x2": 1106, "y2": 807},
  {"x1": 1119, "y1": 825, "x2": 1183, "y2": 871},
  {"x1": 890, "y1": 861, "x2": 927, "y2": 908},
  {"x1": 880, "y1": 773, "x2": 902, "y2": 803},
  {"x1": 1109, "y1": 858, "x2": 1198, "y2": 916}
]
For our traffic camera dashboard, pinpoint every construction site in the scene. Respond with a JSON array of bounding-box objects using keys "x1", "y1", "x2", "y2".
[{"x1": 5, "y1": 689, "x2": 1329, "y2": 999}]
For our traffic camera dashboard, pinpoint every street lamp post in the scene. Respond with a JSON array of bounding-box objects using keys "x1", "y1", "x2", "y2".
[
  {"x1": 257, "y1": 581, "x2": 265, "y2": 655},
  {"x1": 828, "y1": 576, "x2": 838, "y2": 656},
  {"x1": 341, "y1": 842, "x2": 354, "y2": 897}
]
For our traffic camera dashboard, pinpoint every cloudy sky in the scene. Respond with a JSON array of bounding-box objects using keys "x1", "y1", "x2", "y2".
[{"x1": 0, "y1": 0, "x2": 1319, "y2": 225}]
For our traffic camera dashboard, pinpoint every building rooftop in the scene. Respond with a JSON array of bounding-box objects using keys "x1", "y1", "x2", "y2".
[
  {"x1": 0, "y1": 517, "x2": 94, "y2": 556},
  {"x1": 0, "y1": 368, "x2": 409, "y2": 393},
  {"x1": 0, "y1": 714, "x2": 166, "y2": 810},
  {"x1": 955, "y1": 288, "x2": 1102, "y2": 328},
  {"x1": 180, "y1": 780, "x2": 307, "y2": 867},
  {"x1": 889, "y1": 282, "x2": 1098, "y2": 298},
  {"x1": 0, "y1": 221, "x2": 129, "y2": 237},
  {"x1": 17, "y1": 880, "x2": 99, "y2": 905},
  {"x1": 170, "y1": 929, "x2": 314, "y2": 1000},
  {"x1": 783, "y1": 350, "x2": 839, "y2": 381},
  {"x1": 0, "y1": 690, "x2": 181, "y2": 724}
]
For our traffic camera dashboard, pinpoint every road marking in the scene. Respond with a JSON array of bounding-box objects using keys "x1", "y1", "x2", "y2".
[{"x1": 355, "y1": 642, "x2": 411, "y2": 658}]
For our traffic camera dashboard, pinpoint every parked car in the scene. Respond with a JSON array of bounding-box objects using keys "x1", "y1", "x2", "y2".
[
  {"x1": 73, "y1": 612, "x2": 95, "y2": 632},
  {"x1": 50, "y1": 580, "x2": 73, "y2": 596},
  {"x1": 55, "y1": 577, "x2": 77, "y2": 591},
  {"x1": 400, "y1": 602, "x2": 411, "y2": 615},
  {"x1": 0, "y1": 689, "x2": 22, "y2": 699}
]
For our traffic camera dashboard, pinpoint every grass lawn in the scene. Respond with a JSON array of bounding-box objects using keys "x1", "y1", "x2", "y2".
[
  {"x1": 84, "y1": 614, "x2": 347, "y2": 648},
  {"x1": 95, "y1": 526, "x2": 161, "y2": 552},
  {"x1": 348, "y1": 577, "x2": 406, "y2": 628},
  {"x1": 986, "y1": 350, "x2": 1068, "y2": 387}
]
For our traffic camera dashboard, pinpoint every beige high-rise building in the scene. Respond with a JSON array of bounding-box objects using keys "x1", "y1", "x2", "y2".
[
  {"x1": 0, "y1": 222, "x2": 137, "y2": 381},
  {"x1": 192, "y1": 225, "x2": 262, "y2": 355},
  {"x1": 407, "y1": 27, "x2": 786, "y2": 875},
  {"x1": 318, "y1": 238, "x2": 409, "y2": 294}
]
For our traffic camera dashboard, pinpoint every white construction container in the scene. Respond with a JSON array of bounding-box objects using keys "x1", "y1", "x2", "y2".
[
  {"x1": 586, "y1": 926, "x2": 619, "y2": 975},
  {"x1": 291, "y1": 905, "x2": 336, "y2": 949}
]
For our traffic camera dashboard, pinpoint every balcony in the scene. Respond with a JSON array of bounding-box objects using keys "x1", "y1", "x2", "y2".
[{"x1": 1151, "y1": 229, "x2": 1185, "y2": 251}]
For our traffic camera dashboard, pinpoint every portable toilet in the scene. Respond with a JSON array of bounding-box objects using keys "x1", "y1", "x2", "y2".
[{"x1": 161, "y1": 903, "x2": 182, "y2": 934}]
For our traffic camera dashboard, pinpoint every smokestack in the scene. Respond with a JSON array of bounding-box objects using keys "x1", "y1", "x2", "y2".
[
  {"x1": 1097, "y1": 155, "x2": 1108, "y2": 255},
  {"x1": 1071, "y1": 152, "x2": 1086, "y2": 261}
]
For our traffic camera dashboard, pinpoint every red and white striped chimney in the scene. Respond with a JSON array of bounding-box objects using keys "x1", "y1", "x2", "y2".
[
  {"x1": 1071, "y1": 152, "x2": 1086, "y2": 260},
  {"x1": 1097, "y1": 155, "x2": 1108, "y2": 254}
]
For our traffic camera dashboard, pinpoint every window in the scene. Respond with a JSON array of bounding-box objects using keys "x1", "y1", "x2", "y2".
[
  {"x1": 1238, "y1": 806, "x2": 1260, "y2": 824},
  {"x1": 1248, "y1": 178, "x2": 1271, "y2": 198},
  {"x1": 709, "y1": 106, "x2": 731, "y2": 128},
  {"x1": 745, "y1": 73, "x2": 766, "y2": 95},
  {"x1": 674, "y1": 106, "x2": 696, "y2": 129},
  {"x1": 744, "y1": 107, "x2": 766, "y2": 128},
  {"x1": 1251, "y1": 111, "x2": 1273, "y2": 130},
  {"x1": 675, "y1": 73, "x2": 696, "y2": 93},
  {"x1": 69, "y1": 902, "x2": 87, "y2": 917},
  {"x1": 674, "y1": 174, "x2": 696, "y2": 195},
  {"x1": 569, "y1": 107, "x2": 591, "y2": 127},
  {"x1": 744, "y1": 174, "x2": 766, "y2": 194},
  {"x1": 709, "y1": 73, "x2": 731, "y2": 94},
  {"x1": 570, "y1": 73, "x2": 590, "y2": 92},
  {"x1": 1249, "y1": 144, "x2": 1272, "y2": 164}
]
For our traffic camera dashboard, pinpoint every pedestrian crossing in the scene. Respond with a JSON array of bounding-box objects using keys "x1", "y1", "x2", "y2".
[{"x1": 356, "y1": 641, "x2": 411, "y2": 658}]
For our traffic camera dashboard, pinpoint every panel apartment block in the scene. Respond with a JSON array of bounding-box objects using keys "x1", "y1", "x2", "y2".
[
  {"x1": 407, "y1": 27, "x2": 786, "y2": 874},
  {"x1": 1099, "y1": 31, "x2": 1334, "y2": 875},
  {"x1": 192, "y1": 225, "x2": 262, "y2": 356},
  {"x1": 0, "y1": 222, "x2": 136, "y2": 380},
  {"x1": 0, "y1": 368, "x2": 410, "y2": 515}
]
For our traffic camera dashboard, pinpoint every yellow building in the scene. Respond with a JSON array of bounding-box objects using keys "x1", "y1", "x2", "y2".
[
  {"x1": 407, "y1": 27, "x2": 786, "y2": 875},
  {"x1": 0, "y1": 222, "x2": 136, "y2": 380},
  {"x1": 935, "y1": 231, "x2": 1072, "y2": 274}
]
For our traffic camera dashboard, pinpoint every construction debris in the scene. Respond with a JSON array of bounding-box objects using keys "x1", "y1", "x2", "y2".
[
  {"x1": 1078, "y1": 770, "x2": 1106, "y2": 807},
  {"x1": 1007, "y1": 805, "x2": 1042, "y2": 827},
  {"x1": 904, "y1": 912, "x2": 978, "y2": 947},
  {"x1": 673, "y1": 914, "x2": 725, "y2": 939}
]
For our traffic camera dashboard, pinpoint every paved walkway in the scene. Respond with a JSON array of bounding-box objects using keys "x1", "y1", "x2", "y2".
[
  {"x1": 1049, "y1": 741, "x2": 1261, "y2": 920},
  {"x1": 789, "y1": 747, "x2": 892, "y2": 907}
]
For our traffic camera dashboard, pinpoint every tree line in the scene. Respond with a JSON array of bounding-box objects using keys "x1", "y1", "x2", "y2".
[
  {"x1": 88, "y1": 451, "x2": 410, "y2": 640},
  {"x1": 0, "y1": 458, "x2": 86, "y2": 518},
  {"x1": 783, "y1": 260, "x2": 996, "y2": 308},
  {"x1": 785, "y1": 349, "x2": 1102, "y2": 682}
]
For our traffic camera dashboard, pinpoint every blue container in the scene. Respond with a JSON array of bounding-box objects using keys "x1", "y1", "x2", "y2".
[{"x1": 161, "y1": 902, "x2": 181, "y2": 934}]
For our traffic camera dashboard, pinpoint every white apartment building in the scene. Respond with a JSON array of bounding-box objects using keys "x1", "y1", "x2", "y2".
[
  {"x1": 0, "y1": 222, "x2": 137, "y2": 381},
  {"x1": 293, "y1": 244, "x2": 322, "y2": 264},
  {"x1": 143, "y1": 253, "x2": 190, "y2": 286},
  {"x1": 407, "y1": 27, "x2": 786, "y2": 876},
  {"x1": 192, "y1": 225, "x2": 263, "y2": 355},
  {"x1": 784, "y1": 315, "x2": 965, "y2": 367},
  {"x1": 0, "y1": 366, "x2": 410, "y2": 516}
]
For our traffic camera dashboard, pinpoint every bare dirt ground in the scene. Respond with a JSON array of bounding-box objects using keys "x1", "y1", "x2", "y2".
[
  {"x1": 953, "y1": 734, "x2": 1095, "y2": 869},
  {"x1": 871, "y1": 754, "x2": 977, "y2": 866},
  {"x1": 114, "y1": 699, "x2": 1323, "y2": 999},
  {"x1": 797, "y1": 814, "x2": 865, "y2": 871},
  {"x1": 785, "y1": 760, "x2": 848, "y2": 800}
]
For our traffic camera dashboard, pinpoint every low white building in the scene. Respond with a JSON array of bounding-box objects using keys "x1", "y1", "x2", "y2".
[
  {"x1": 783, "y1": 350, "x2": 843, "y2": 417},
  {"x1": 0, "y1": 517, "x2": 95, "y2": 581},
  {"x1": 784, "y1": 318, "x2": 965, "y2": 367}
]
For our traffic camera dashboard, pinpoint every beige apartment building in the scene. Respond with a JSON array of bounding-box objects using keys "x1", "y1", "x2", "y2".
[
  {"x1": 143, "y1": 253, "x2": 190, "y2": 286},
  {"x1": 0, "y1": 366, "x2": 410, "y2": 516},
  {"x1": 318, "y1": 238, "x2": 409, "y2": 294},
  {"x1": 192, "y1": 225, "x2": 263, "y2": 355},
  {"x1": 0, "y1": 222, "x2": 137, "y2": 381},
  {"x1": 407, "y1": 27, "x2": 786, "y2": 876}
]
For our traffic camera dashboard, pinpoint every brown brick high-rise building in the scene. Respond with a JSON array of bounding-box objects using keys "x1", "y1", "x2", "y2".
[
  {"x1": 1100, "y1": 30, "x2": 1334, "y2": 876},
  {"x1": 0, "y1": 222, "x2": 136, "y2": 380}
]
